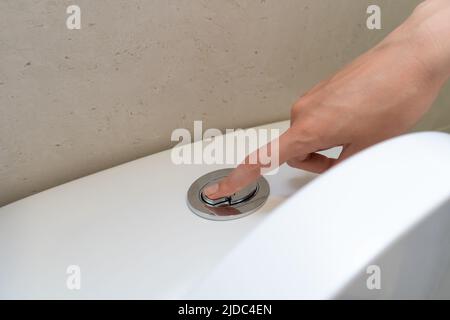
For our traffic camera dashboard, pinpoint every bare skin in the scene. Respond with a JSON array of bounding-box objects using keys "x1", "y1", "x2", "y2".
[{"x1": 204, "y1": 0, "x2": 450, "y2": 199}]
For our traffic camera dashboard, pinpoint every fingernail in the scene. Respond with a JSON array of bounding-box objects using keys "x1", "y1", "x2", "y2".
[{"x1": 203, "y1": 183, "x2": 219, "y2": 196}]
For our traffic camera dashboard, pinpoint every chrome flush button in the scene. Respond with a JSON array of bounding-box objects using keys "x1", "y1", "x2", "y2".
[
  {"x1": 201, "y1": 180, "x2": 258, "y2": 206},
  {"x1": 187, "y1": 168, "x2": 270, "y2": 221}
]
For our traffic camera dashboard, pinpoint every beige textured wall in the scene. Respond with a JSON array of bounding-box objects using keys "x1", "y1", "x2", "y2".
[{"x1": 1, "y1": 0, "x2": 449, "y2": 207}]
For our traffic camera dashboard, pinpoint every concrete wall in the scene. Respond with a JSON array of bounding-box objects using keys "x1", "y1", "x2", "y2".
[{"x1": 1, "y1": 0, "x2": 448, "y2": 207}]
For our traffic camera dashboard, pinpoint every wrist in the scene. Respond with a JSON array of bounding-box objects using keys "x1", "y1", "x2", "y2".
[{"x1": 406, "y1": 1, "x2": 450, "y2": 81}]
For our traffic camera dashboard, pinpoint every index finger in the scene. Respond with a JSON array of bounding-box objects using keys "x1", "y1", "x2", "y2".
[{"x1": 203, "y1": 130, "x2": 295, "y2": 199}]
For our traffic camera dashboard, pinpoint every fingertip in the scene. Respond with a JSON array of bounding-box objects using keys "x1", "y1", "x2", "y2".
[{"x1": 203, "y1": 183, "x2": 219, "y2": 197}]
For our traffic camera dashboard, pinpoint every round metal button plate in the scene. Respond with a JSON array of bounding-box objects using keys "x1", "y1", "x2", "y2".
[{"x1": 187, "y1": 168, "x2": 270, "y2": 221}]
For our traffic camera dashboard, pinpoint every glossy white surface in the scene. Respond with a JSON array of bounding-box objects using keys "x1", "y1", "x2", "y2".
[
  {"x1": 1, "y1": 120, "x2": 450, "y2": 299},
  {"x1": 192, "y1": 130, "x2": 450, "y2": 299},
  {"x1": 0, "y1": 121, "x2": 322, "y2": 299}
]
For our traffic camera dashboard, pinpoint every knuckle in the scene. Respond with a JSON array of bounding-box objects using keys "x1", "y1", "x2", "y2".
[
  {"x1": 291, "y1": 118, "x2": 317, "y2": 143},
  {"x1": 291, "y1": 100, "x2": 308, "y2": 118},
  {"x1": 285, "y1": 123, "x2": 320, "y2": 157}
]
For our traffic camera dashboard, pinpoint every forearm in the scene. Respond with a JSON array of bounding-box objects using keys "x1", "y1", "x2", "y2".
[{"x1": 389, "y1": 0, "x2": 450, "y2": 82}]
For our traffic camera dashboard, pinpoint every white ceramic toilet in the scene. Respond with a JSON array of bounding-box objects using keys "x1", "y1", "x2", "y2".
[{"x1": 0, "y1": 120, "x2": 449, "y2": 299}]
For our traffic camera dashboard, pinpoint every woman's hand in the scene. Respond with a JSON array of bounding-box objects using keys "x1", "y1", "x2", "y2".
[{"x1": 204, "y1": 0, "x2": 450, "y2": 200}]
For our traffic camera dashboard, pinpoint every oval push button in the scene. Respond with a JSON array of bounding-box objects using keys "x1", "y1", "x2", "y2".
[
  {"x1": 229, "y1": 182, "x2": 258, "y2": 205},
  {"x1": 201, "y1": 181, "x2": 258, "y2": 206},
  {"x1": 187, "y1": 168, "x2": 270, "y2": 221},
  {"x1": 200, "y1": 187, "x2": 229, "y2": 206}
]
